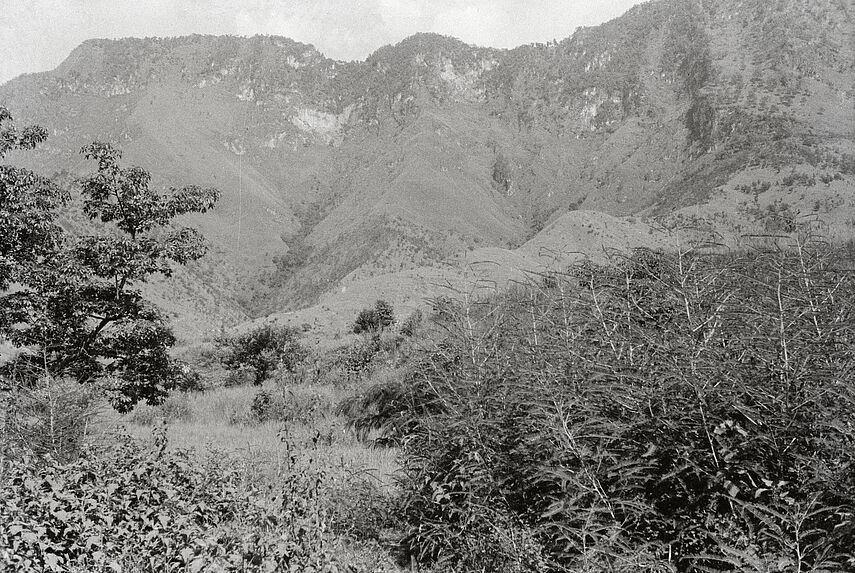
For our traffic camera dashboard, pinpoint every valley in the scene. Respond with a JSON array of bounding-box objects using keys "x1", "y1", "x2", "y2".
[
  {"x1": 2, "y1": 0, "x2": 855, "y2": 571},
  {"x1": 1, "y1": 0, "x2": 851, "y2": 340}
]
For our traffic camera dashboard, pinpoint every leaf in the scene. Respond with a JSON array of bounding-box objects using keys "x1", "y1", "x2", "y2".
[
  {"x1": 43, "y1": 552, "x2": 62, "y2": 571},
  {"x1": 190, "y1": 557, "x2": 207, "y2": 573},
  {"x1": 20, "y1": 531, "x2": 38, "y2": 544}
]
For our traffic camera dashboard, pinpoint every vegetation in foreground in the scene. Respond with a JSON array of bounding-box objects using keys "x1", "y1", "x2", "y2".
[
  {"x1": 3, "y1": 102, "x2": 854, "y2": 572},
  {"x1": 1, "y1": 333, "x2": 409, "y2": 572},
  {"x1": 349, "y1": 240, "x2": 855, "y2": 572},
  {"x1": 4, "y1": 239, "x2": 855, "y2": 572}
]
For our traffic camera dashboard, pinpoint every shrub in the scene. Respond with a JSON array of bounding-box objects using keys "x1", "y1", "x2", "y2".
[
  {"x1": 492, "y1": 152, "x2": 513, "y2": 193},
  {"x1": 0, "y1": 377, "x2": 99, "y2": 463},
  {"x1": 0, "y1": 424, "x2": 341, "y2": 572},
  {"x1": 223, "y1": 363, "x2": 256, "y2": 387},
  {"x1": 353, "y1": 300, "x2": 395, "y2": 334},
  {"x1": 218, "y1": 324, "x2": 308, "y2": 385},
  {"x1": 250, "y1": 388, "x2": 273, "y2": 421},
  {"x1": 326, "y1": 472, "x2": 400, "y2": 542},
  {"x1": 400, "y1": 309, "x2": 423, "y2": 337},
  {"x1": 173, "y1": 361, "x2": 204, "y2": 392},
  {"x1": 378, "y1": 244, "x2": 855, "y2": 572}
]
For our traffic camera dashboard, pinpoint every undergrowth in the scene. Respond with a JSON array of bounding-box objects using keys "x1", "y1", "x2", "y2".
[
  {"x1": 0, "y1": 421, "x2": 345, "y2": 572},
  {"x1": 347, "y1": 240, "x2": 855, "y2": 572}
]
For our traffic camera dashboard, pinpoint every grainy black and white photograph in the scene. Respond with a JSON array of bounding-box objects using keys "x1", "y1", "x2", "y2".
[{"x1": 1, "y1": 0, "x2": 854, "y2": 571}]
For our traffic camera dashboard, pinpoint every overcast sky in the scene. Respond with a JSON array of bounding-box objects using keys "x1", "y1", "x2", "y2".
[{"x1": 1, "y1": 0, "x2": 646, "y2": 84}]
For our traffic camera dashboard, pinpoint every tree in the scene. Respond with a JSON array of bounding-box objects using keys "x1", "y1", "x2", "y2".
[
  {"x1": 217, "y1": 323, "x2": 307, "y2": 385},
  {"x1": 353, "y1": 299, "x2": 395, "y2": 335},
  {"x1": 373, "y1": 299, "x2": 395, "y2": 330},
  {"x1": 0, "y1": 107, "x2": 67, "y2": 291},
  {"x1": 0, "y1": 114, "x2": 220, "y2": 412}
]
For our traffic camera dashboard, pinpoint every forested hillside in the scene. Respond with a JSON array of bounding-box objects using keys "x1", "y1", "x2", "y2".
[{"x1": 1, "y1": 0, "x2": 852, "y2": 336}]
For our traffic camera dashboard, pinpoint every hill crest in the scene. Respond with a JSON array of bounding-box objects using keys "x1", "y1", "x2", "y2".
[{"x1": 2, "y1": 0, "x2": 853, "y2": 338}]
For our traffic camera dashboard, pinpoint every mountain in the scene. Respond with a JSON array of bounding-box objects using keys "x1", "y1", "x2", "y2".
[{"x1": 2, "y1": 0, "x2": 853, "y2": 339}]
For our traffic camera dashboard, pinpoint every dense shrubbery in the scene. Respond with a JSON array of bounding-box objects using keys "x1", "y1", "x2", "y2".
[
  {"x1": 217, "y1": 323, "x2": 308, "y2": 385},
  {"x1": 399, "y1": 310, "x2": 423, "y2": 338},
  {"x1": 353, "y1": 243, "x2": 855, "y2": 571},
  {"x1": 0, "y1": 424, "x2": 340, "y2": 572},
  {"x1": 353, "y1": 300, "x2": 395, "y2": 335},
  {"x1": 1, "y1": 378, "x2": 100, "y2": 464}
]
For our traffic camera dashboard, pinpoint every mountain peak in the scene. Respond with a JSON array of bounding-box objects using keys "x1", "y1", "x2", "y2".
[{"x1": 2, "y1": 0, "x2": 852, "y2": 335}]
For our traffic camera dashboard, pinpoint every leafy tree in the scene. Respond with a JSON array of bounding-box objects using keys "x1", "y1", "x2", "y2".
[
  {"x1": 1, "y1": 114, "x2": 220, "y2": 412},
  {"x1": 353, "y1": 299, "x2": 395, "y2": 334},
  {"x1": 0, "y1": 107, "x2": 67, "y2": 291},
  {"x1": 218, "y1": 324, "x2": 307, "y2": 385}
]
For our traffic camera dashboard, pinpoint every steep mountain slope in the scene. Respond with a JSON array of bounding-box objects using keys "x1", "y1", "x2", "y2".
[{"x1": 1, "y1": 0, "x2": 852, "y2": 338}]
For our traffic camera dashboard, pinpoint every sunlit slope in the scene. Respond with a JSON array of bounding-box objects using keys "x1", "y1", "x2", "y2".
[{"x1": 0, "y1": 0, "x2": 852, "y2": 338}]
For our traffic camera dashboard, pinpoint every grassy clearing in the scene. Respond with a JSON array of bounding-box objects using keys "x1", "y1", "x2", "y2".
[
  {"x1": 117, "y1": 383, "x2": 400, "y2": 491},
  {"x1": 2, "y1": 351, "x2": 409, "y2": 572}
]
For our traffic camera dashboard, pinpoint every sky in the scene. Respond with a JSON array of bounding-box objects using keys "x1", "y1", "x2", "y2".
[{"x1": 0, "y1": 0, "x2": 646, "y2": 84}]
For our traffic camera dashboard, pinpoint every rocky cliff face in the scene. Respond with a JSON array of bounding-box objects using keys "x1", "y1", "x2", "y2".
[{"x1": 2, "y1": 0, "x2": 853, "y2": 337}]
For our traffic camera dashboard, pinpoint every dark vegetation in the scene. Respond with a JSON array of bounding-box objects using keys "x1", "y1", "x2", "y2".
[
  {"x1": 345, "y1": 244, "x2": 855, "y2": 572},
  {"x1": 1, "y1": 423, "x2": 340, "y2": 572},
  {"x1": 217, "y1": 323, "x2": 307, "y2": 385},
  {"x1": 353, "y1": 299, "x2": 396, "y2": 335},
  {"x1": 2, "y1": 0, "x2": 855, "y2": 567},
  {"x1": 0, "y1": 107, "x2": 220, "y2": 412}
]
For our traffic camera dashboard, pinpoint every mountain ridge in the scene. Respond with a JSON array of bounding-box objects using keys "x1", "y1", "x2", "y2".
[{"x1": 2, "y1": 0, "x2": 853, "y2": 339}]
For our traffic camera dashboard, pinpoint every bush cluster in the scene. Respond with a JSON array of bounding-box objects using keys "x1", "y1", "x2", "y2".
[
  {"x1": 361, "y1": 245, "x2": 855, "y2": 571},
  {"x1": 217, "y1": 324, "x2": 308, "y2": 385},
  {"x1": 353, "y1": 300, "x2": 395, "y2": 335},
  {"x1": 0, "y1": 425, "x2": 340, "y2": 572}
]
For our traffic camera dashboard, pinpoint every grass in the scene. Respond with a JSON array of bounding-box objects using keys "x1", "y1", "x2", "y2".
[
  {"x1": 0, "y1": 374, "x2": 408, "y2": 571},
  {"x1": 117, "y1": 382, "x2": 401, "y2": 491}
]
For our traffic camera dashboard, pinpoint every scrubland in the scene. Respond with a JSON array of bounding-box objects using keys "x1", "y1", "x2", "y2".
[{"x1": 3, "y1": 239, "x2": 855, "y2": 572}]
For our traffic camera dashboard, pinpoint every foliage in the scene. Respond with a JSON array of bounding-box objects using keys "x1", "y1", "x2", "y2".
[
  {"x1": 250, "y1": 386, "x2": 331, "y2": 425},
  {"x1": 1, "y1": 377, "x2": 100, "y2": 464},
  {"x1": 661, "y1": 2, "x2": 717, "y2": 150},
  {"x1": 316, "y1": 336, "x2": 387, "y2": 387},
  {"x1": 0, "y1": 107, "x2": 67, "y2": 292},
  {"x1": 1, "y1": 126, "x2": 220, "y2": 412},
  {"x1": 492, "y1": 152, "x2": 513, "y2": 194},
  {"x1": 685, "y1": 95, "x2": 716, "y2": 151},
  {"x1": 399, "y1": 309, "x2": 423, "y2": 337},
  {"x1": 0, "y1": 425, "x2": 341, "y2": 572},
  {"x1": 217, "y1": 323, "x2": 308, "y2": 385},
  {"x1": 662, "y1": 2, "x2": 714, "y2": 97},
  {"x1": 359, "y1": 245, "x2": 855, "y2": 571},
  {"x1": 353, "y1": 300, "x2": 395, "y2": 335}
]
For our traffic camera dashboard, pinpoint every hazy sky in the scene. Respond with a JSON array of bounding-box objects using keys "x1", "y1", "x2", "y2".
[{"x1": 1, "y1": 0, "x2": 646, "y2": 84}]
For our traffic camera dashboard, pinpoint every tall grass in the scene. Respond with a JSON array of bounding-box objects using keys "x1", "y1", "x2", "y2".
[
  {"x1": 353, "y1": 241, "x2": 855, "y2": 572},
  {"x1": 122, "y1": 381, "x2": 400, "y2": 489},
  {"x1": 2, "y1": 376, "x2": 405, "y2": 571}
]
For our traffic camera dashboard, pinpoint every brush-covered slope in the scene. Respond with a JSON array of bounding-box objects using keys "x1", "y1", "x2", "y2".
[{"x1": 1, "y1": 0, "x2": 852, "y2": 338}]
